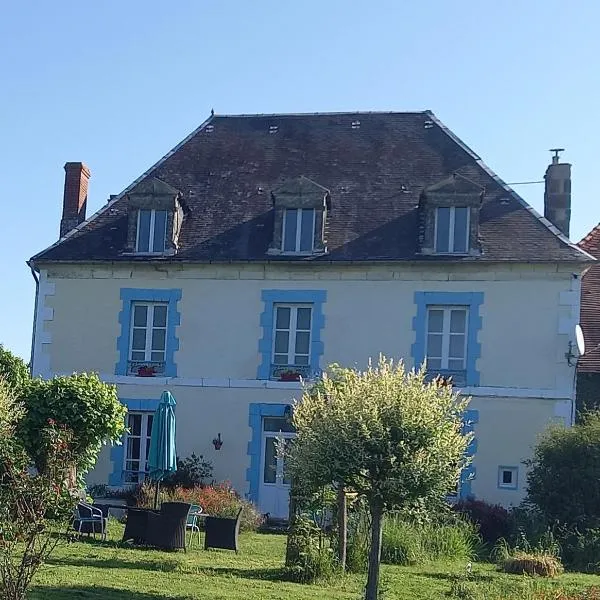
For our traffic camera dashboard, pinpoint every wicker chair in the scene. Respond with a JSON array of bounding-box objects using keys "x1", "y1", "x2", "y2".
[
  {"x1": 146, "y1": 502, "x2": 191, "y2": 551},
  {"x1": 204, "y1": 508, "x2": 243, "y2": 552}
]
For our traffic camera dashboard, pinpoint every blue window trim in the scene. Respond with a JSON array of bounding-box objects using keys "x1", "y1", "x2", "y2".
[
  {"x1": 497, "y1": 465, "x2": 519, "y2": 490},
  {"x1": 246, "y1": 403, "x2": 289, "y2": 503},
  {"x1": 257, "y1": 289, "x2": 326, "y2": 380},
  {"x1": 411, "y1": 291, "x2": 484, "y2": 386},
  {"x1": 460, "y1": 409, "x2": 479, "y2": 498},
  {"x1": 108, "y1": 398, "x2": 161, "y2": 486},
  {"x1": 115, "y1": 288, "x2": 182, "y2": 377}
]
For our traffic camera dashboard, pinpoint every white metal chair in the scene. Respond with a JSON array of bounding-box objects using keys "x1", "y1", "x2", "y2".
[
  {"x1": 185, "y1": 504, "x2": 203, "y2": 547},
  {"x1": 73, "y1": 502, "x2": 107, "y2": 541}
]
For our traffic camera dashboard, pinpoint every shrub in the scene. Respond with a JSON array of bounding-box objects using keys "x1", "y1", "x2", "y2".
[
  {"x1": 526, "y1": 412, "x2": 600, "y2": 530},
  {"x1": 161, "y1": 453, "x2": 213, "y2": 489},
  {"x1": 559, "y1": 528, "x2": 600, "y2": 573},
  {"x1": 0, "y1": 347, "x2": 29, "y2": 396},
  {"x1": 454, "y1": 498, "x2": 510, "y2": 546},
  {"x1": 285, "y1": 516, "x2": 337, "y2": 583},
  {"x1": 500, "y1": 551, "x2": 564, "y2": 577},
  {"x1": 381, "y1": 515, "x2": 479, "y2": 565}
]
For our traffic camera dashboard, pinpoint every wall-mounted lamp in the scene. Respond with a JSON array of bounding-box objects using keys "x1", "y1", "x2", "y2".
[{"x1": 212, "y1": 433, "x2": 223, "y2": 450}]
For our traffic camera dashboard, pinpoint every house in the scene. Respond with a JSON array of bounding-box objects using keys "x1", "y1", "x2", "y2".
[
  {"x1": 28, "y1": 111, "x2": 593, "y2": 516},
  {"x1": 577, "y1": 224, "x2": 600, "y2": 413}
]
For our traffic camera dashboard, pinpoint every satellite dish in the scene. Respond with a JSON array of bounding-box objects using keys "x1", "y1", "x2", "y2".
[{"x1": 576, "y1": 324, "x2": 586, "y2": 356}]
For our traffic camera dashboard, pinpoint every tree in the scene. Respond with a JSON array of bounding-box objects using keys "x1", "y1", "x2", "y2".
[
  {"x1": 526, "y1": 411, "x2": 600, "y2": 529},
  {"x1": 0, "y1": 346, "x2": 29, "y2": 396},
  {"x1": 287, "y1": 357, "x2": 471, "y2": 600},
  {"x1": 18, "y1": 373, "x2": 127, "y2": 480}
]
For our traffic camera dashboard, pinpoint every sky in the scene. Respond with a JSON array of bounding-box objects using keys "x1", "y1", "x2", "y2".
[{"x1": 1, "y1": 0, "x2": 599, "y2": 361}]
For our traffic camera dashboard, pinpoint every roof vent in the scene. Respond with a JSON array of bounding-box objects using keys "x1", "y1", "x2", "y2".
[
  {"x1": 269, "y1": 125, "x2": 278, "y2": 134},
  {"x1": 351, "y1": 120, "x2": 361, "y2": 129},
  {"x1": 205, "y1": 125, "x2": 215, "y2": 133},
  {"x1": 424, "y1": 120, "x2": 434, "y2": 129}
]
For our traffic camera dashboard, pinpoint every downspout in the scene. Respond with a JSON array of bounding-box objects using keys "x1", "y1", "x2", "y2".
[{"x1": 27, "y1": 260, "x2": 39, "y2": 376}]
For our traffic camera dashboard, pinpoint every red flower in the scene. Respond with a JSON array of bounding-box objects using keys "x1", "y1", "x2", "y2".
[{"x1": 47, "y1": 418, "x2": 56, "y2": 426}]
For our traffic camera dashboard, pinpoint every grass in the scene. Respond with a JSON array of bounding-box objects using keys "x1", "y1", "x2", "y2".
[{"x1": 27, "y1": 521, "x2": 600, "y2": 600}]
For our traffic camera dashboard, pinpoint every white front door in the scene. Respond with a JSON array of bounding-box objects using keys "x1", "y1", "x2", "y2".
[{"x1": 259, "y1": 416, "x2": 295, "y2": 519}]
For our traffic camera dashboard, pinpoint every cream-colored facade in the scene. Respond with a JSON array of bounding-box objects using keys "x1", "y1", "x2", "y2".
[{"x1": 31, "y1": 260, "x2": 583, "y2": 512}]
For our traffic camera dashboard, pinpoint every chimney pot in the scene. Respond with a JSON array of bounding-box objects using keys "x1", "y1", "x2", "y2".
[
  {"x1": 60, "y1": 162, "x2": 91, "y2": 237},
  {"x1": 544, "y1": 150, "x2": 571, "y2": 238}
]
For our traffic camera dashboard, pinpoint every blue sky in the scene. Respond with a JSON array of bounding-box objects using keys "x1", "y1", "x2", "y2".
[{"x1": 1, "y1": 1, "x2": 599, "y2": 360}]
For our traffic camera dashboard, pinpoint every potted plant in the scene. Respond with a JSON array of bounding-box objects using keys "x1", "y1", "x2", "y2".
[
  {"x1": 279, "y1": 370, "x2": 301, "y2": 382},
  {"x1": 137, "y1": 365, "x2": 156, "y2": 377}
]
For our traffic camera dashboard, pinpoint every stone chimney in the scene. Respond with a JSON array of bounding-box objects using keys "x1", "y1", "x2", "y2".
[
  {"x1": 60, "y1": 162, "x2": 91, "y2": 237},
  {"x1": 544, "y1": 149, "x2": 571, "y2": 238}
]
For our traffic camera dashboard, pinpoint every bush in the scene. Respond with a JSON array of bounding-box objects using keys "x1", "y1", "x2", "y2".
[
  {"x1": 454, "y1": 498, "x2": 510, "y2": 546},
  {"x1": 134, "y1": 481, "x2": 264, "y2": 531},
  {"x1": 161, "y1": 453, "x2": 213, "y2": 489},
  {"x1": 285, "y1": 516, "x2": 337, "y2": 583},
  {"x1": 526, "y1": 412, "x2": 600, "y2": 530},
  {"x1": 381, "y1": 515, "x2": 479, "y2": 565},
  {"x1": 500, "y1": 551, "x2": 564, "y2": 577},
  {"x1": 0, "y1": 347, "x2": 29, "y2": 396},
  {"x1": 559, "y1": 528, "x2": 600, "y2": 573}
]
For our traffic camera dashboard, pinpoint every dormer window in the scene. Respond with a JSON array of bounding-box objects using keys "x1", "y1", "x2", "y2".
[
  {"x1": 268, "y1": 177, "x2": 330, "y2": 256},
  {"x1": 123, "y1": 178, "x2": 186, "y2": 256},
  {"x1": 136, "y1": 209, "x2": 167, "y2": 253},
  {"x1": 283, "y1": 208, "x2": 315, "y2": 253},
  {"x1": 435, "y1": 207, "x2": 469, "y2": 254}
]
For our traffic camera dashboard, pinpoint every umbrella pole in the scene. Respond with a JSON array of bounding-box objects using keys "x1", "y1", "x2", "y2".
[{"x1": 154, "y1": 480, "x2": 160, "y2": 510}]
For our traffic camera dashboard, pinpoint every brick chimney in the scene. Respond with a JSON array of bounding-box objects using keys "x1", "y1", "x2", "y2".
[
  {"x1": 544, "y1": 149, "x2": 571, "y2": 238},
  {"x1": 60, "y1": 162, "x2": 91, "y2": 237}
]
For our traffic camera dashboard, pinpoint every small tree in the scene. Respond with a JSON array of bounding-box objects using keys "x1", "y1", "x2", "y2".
[
  {"x1": 18, "y1": 373, "x2": 127, "y2": 480},
  {"x1": 287, "y1": 357, "x2": 471, "y2": 600},
  {"x1": 527, "y1": 411, "x2": 600, "y2": 529},
  {"x1": 0, "y1": 379, "x2": 77, "y2": 600},
  {"x1": 0, "y1": 346, "x2": 29, "y2": 396}
]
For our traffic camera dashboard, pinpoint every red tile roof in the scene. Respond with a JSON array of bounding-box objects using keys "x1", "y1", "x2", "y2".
[{"x1": 579, "y1": 224, "x2": 600, "y2": 373}]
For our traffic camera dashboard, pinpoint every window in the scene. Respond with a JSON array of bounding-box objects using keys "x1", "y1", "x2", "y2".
[
  {"x1": 136, "y1": 209, "x2": 167, "y2": 253},
  {"x1": 128, "y1": 302, "x2": 167, "y2": 374},
  {"x1": 124, "y1": 412, "x2": 153, "y2": 483},
  {"x1": 282, "y1": 208, "x2": 315, "y2": 253},
  {"x1": 426, "y1": 306, "x2": 468, "y2": 371},
  {"x1": 498, "y1": 466, "x2": 518, "y2": 490},
  {"x1": 435, "y1": 207, "x2": 469, "y2": 253},
  {"x1": 273, "y1": 304, "x2": 312, "y2": 367}
]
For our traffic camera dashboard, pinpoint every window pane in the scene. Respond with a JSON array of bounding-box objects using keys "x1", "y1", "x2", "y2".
[
  {"x1": 296, "y1": 307, "x2": 312, "y2": 330},
  {"x1": 299, "y1": 209, "x2": 314, "y2": 251},
  {"x1": 151, "y1": 329, "x2": 166, "y2": 351},
  {"x1": 283, "y1": 209, "x2": 298, "y2": 252},
  {"x1": 153, "y1": 305, "x2": 167, "y2": 327},
  {"x1": 147, "y1": 416, "x2": 154, "y2": 437},
  {"x1": 137, "y1": 210, "x2": 151, "y2": 252},
  {"x1": 427, "y1": 334, "x2": 443, "y2": 358},
  {"x1": 436, "y1": 207, "x2": 450, "y2": 252},
  {"x1": 128, "y1": 437, "x2": 141, "y2": 460},
  {"x1": 274, "y1": 331, "x2": 289, "y2": 354},
  {"x1": 152, "y1": 210, "x2": 167, "y2": 253},
  {"x1": 294, "y1": 355, "x2": 309, "y2": 366},
  {"x1": 276, "y1": 307, "x2": 291, "y2": 329},
  {"x1": 273, "y1": 354, "x2": 288, "y2": 365},
  {"x1": 450, "y1": 309, "x2": 466, "y2": 333},
  {"x1": 295, "y1": 331, "x2": 310, "y2": 355},
  {"x1": 128, "y1": 414, "x2": 141, "y2": 434},
  {"x1": 263, "y1": 437, "x2": 277, "y2": 483},
  {"x1": 150, "y1": 351, "x2": 165, "y2": 362},
  {"x1": 133, "y1": 305, "x2": 148, "y2": 327},
  {"x1": 428, "y1": 358, "x2": 442, "y2": 369},
  {"x1": 132, "y1": 329, "x2": 146, "y2": 351},
  {"x1": 448, "y1": 358, "x2": 465, "y2": 370},
  {"x1": 126, "y1": 460, "x2": 140, "y2": 474},
  {"x1": 453, "y1": 207, "x2": 469, "y2": 253},
  {"x1": 449, "y1": 335, "x2": 465, "y2": 358},
  {"x1": 131, "y1": 351, "x2": 145, "y2": 361},
  {"x1": 502, "y1": 470, "x2": 513, "y2": 484},
  {"x1": 428, "y1": 309, "x2": 444, "y2": 333},
  {"x1": 264, "y1": 417, "x2": 295, "y2": 433}
]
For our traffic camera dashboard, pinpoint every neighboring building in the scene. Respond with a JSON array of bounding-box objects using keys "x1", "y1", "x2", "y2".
[
  {"x1": 28, "y1": 112, "x2": 592, "y2": 515},
  {"x1": 577, "y1": 224, "x2": 600, "y2": 414}
]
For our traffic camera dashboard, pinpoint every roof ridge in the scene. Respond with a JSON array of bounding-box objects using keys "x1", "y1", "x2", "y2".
[
  {"x1": 579, "y1": 223, "x2": 600, "y2": 250},
  {"x1": 426, "y1": 112, "x2": 594, "y2": 261},
  {"x1": 29, "y1": 114, "x2": 216, "y2": 263},
  {"x1": 212, "y1": 110, "x2": 431, "y2": 118}
]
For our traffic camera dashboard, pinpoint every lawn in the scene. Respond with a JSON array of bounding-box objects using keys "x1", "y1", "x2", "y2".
[{"x1": 29, "y1": 522, "x2": 600, "y2": 600}]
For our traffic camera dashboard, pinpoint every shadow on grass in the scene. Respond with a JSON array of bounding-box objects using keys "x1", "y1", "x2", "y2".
[
  {"x1": 418, "y1": 571, "x2": 495, "y2": 583},
  {"x1": 29, "y1": 586, "x2": 183, "y2": 599},
  {"x1": 195, "y1": 566, "x2": 285, "y2": 581},
  {"x1": 46, "y1": 556, "x2": 180, "y2": 572}
]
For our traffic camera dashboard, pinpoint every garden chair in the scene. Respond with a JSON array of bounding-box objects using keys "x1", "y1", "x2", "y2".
[
  {"x1": 146, "y1": 501, "x2": 191, "y2": 551},
  {"x1": 186, "y1": 504, "x2": 203, "y2": 548},
  {"x1": 204, "y1": 508, "x2": 243, "y2": 553},
  {"x1": 73, "y1": 502, "x2": 107, "y2": 541}
]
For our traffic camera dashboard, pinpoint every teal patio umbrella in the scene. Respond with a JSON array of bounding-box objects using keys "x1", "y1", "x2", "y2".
[{"x1": 147, "y1": 391, "x2": 178, "y2": 509}]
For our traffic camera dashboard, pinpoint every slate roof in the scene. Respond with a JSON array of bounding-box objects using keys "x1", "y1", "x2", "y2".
[
  {"x1": 578, "y1": 225, "x2": 600, "y2": 373},
  {"x1": 31, "y1": 111, "x2": 591, "y2": 264}
]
